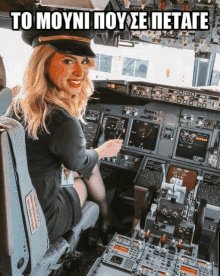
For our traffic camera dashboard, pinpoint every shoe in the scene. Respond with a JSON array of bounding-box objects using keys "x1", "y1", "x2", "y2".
[
  {"x1": 112, "y1": 221, "x2": 132, "y2": 235},
  {"x1": 99, "y1": 220, "x2": 132, "y2": 246},
  {"x1": 108, "y1": 212, "x2": 132, "y2": 234},
  {"x1": 99, "y1": 222, "x2": 109, "y2": 246}
]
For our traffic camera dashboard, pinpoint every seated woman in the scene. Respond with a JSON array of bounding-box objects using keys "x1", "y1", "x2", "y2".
[{"x1": 7, "y1": 29, "x2": 123, "y2": 243}]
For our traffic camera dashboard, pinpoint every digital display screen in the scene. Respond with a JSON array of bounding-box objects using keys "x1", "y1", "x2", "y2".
[
  {"x1": 114, "y1": 245, "x2": 129, "y2": 253},
  {"x1": 141, "y1": 266, "x2": 153, "y2": 272},
  {"x1": 128, "y1": 120, "x2": 159, "y2": 151},
  {"x1": 110, "y1": 255, "x2": 123, "y2": 264},
  {"x1": 166, "y1": 166, "x2": 197, "y2": 190},
  {"x1": 180, "y1": 266, "x2": 197, "y2": 275},
  {"x1": 102, "y1": 115, "x2": 128, "y2": 141},
  {"x1": 176, "y1": 129, "x2": 209, "y2": 162},
  {"x1": 209, "y1": 96, "x2": 219, "y2": 101}
]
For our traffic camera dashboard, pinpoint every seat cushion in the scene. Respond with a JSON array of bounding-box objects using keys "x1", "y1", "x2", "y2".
[{"x1": 29, "y1": 201, "x2": 99, "y2": 276}]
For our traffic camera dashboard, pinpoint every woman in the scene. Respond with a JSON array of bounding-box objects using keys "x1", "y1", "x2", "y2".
[{"x1": 8, "y1": 30, "x2": 123, "y2": 242}]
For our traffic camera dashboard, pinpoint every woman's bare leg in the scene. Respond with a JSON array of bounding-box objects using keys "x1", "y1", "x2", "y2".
[{"x1": 82, "y1": 164, "x2": 109, "y2": 223}]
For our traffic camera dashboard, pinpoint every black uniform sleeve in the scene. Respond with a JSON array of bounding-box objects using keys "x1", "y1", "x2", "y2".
[{"x1": 49, "y1": 115, "x2": 98, "y2": 180}]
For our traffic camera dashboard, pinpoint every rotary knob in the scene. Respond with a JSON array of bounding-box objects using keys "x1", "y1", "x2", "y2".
[
  {"x1": 161, "y1": 207, "x2": 169, "y2": 216},
  {"x1": 124, "y1": 155, "x2": 129, "y2": 160},
  {"x1": 171, "y1": 210, "x2": 179, "y2": 219}
]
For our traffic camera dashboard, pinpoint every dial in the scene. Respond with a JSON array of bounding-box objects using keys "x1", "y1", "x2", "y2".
[
  {"x1": 161, "y1": 207, "x2": 169, "y2": 216},
  {"x1": 171, "y1": 210, "x2": 179, "y2": 219}
]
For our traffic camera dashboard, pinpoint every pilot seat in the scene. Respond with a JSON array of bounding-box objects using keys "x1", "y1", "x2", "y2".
[{"x1": 0, "y1": 56, "x2": 100, "y2": 276}]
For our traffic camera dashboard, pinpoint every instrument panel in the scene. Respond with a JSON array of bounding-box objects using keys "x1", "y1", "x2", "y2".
[
  {"x1": 87, "y1": 234, "x2": 218, "y2": 276},
  {"x1": 97, "y1": 81, "x2": 220, "y2": 113},
  {"x1": 84, "y1": 101, "x2": 220, "y2": 168},
  {"x1": 83, "y1": 90, "x2": 220, "y2": 209},
  {"x1": 83, "y1": 82, "x2": 219, "y2": 273}
]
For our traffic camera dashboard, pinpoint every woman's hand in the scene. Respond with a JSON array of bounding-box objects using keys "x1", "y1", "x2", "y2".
[{"x1": 95, "y1": 139, "x2": 123, "y2": 159}]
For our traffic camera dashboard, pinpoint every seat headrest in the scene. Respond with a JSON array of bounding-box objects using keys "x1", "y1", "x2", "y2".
[
  {"x1": 0, "y1": 88, "x2": 12, "y2": 116},
  {"x1": 0, "y1": 55, "x2": 6, "y2": 88},
  {"x1": 0, "y1": 56, "x2": 12, "y2": 116}
]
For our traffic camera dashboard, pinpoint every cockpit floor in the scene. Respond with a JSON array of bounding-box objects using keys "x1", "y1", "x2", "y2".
[{"x1": 67, "y1": 241, "x2": 105, "y2": 276}]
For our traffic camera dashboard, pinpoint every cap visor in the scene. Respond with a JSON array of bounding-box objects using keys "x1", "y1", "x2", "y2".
[{"x1": 48, "y1": 41, "x2": 96, "y2": 58}]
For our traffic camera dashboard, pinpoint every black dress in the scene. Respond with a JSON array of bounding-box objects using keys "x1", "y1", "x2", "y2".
[{"x1": 10, "y1": 107, "x2": 98, "y2": 242}]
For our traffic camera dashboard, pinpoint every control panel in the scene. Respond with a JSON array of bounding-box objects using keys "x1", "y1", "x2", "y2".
[
  {"x1": 83, "y1": 110, "x2": 101, "y2": 149},
  {"x1": 150, "y1": 85, "x2": 220, "y2": 112},
  {"x1": 96, "y1": 81, "x2": 220, "y2": 113},
  {"x1": 84, "y1": 100, "x2": 220, "y2": 208},
  {"x1": 130, "y1": 84, "x2": 152, "y2": 99},
  {"x1": 135, "y1": 159, "x2": 164, "y2": 189},
  {"x1": 101, "y1": 153, "x2": 142, "y2": 171},
  {"x1": 87, "y1": 234, "x2": 218, "y2": 276},
  {"x1": 197, "y1": 173, "x2": 220, "y2": 206},
  {"x1": 86, "y1": 101, "x2": 220, "y2": 168},
  {"x1": 84, "y1": 83, "x2": 220, "y2": 276}
]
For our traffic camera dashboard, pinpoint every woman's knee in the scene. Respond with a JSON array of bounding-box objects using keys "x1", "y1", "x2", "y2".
[{"x1": 74, "y1": 178, "x2": 88, "y2": 208}]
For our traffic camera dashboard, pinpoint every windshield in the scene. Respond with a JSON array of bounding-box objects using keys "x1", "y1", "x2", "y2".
[{"x1": 90, "y1": 42, "x2": 195, "y2": 88}]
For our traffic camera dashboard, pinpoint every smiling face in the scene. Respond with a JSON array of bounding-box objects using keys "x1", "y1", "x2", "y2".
[{"x1": 47, "y1": 52, "x2": 91, "y2": 97}]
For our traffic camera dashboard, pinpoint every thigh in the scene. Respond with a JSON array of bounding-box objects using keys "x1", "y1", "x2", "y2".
[
  {"x1": 49, "y1": 189, "x2": 74, "y2": 242},
  {"x1": 74, "y1": 178, "x2": 88, "y2": 208},
  {"x1": 74, "y1": 171, "x2": 81, "y2": 179},
  {"x1": 91, "y1": 164, "x2": 100, "y2": 175}
]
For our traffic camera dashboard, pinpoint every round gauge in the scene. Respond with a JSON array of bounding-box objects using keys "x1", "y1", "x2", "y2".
[
  {"x1": 171, "y1": 210, "x2": 179, "y2": 219},
  {"x1": 161, "y1": 207, "x2": 169, "y2": 216},
  {"x1": 106, "y1": 120, "x2": 117, "y2": 130}
]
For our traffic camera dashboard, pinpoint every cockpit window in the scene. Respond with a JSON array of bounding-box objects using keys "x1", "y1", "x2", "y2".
[
  {"x1": 94, "y1": 54, "x2": 113, "y2": 73},
  {"x1": 122, "y1": 58, "x2": 148, "y2": 79},
  {"x1": 211, "y1": 53, "x2": 220, "y2": 87},
  {"x1": 90, "y1": 43, "x2": 195, "y2": 87}
]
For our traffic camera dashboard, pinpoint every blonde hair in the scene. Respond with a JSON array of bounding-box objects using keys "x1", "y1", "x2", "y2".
[{"x1": 9, "y1": 44, "x2": 95, "y2": 140}]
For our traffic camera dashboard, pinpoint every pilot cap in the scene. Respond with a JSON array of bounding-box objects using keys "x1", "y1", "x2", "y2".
[{"x1": 22, "y1": 30, "x2": 96, "y2": 58}]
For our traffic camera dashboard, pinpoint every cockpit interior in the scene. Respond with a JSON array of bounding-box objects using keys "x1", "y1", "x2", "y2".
[{"x1": 0, "y1": 1, "x2": 220, "y2": 276}]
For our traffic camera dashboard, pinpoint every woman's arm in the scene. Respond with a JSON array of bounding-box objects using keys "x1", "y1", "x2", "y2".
[
  {"x1": 49, "y1": 115, "x2": 98, "y2": 180},
  {"x1": 49, "y1": 110, "x2": 123, "y2": 180}
]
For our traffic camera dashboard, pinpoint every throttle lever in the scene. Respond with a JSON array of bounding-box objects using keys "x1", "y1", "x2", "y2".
[{"x1": 209, "y1": 131, "x2": 220, "y2": 154}]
